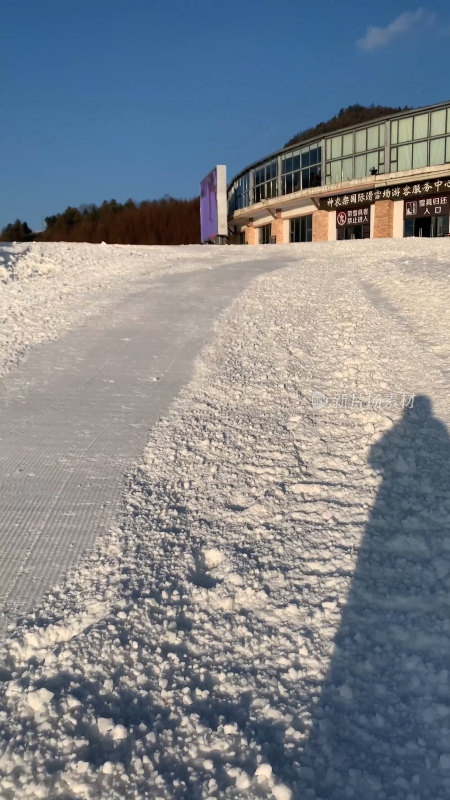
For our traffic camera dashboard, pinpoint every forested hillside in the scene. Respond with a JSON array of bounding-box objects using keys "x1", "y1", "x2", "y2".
[
  {"x1": 38, "y1": 197, "x2": 200, "y2": 245},
  {"x1": 285, "y1": 103, "x2": 411, "y2": 147}
]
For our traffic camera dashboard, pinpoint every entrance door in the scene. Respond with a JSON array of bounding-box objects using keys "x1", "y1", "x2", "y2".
[
  {"x1": 337, "y1": 223, "x2": 370, "y2": 240},
  {"x1": 404, "y1": 215, "x2": 449, "y2": 237},
  {"x1": 415, "y1": 217, "x2": 431, "y2": 237}
]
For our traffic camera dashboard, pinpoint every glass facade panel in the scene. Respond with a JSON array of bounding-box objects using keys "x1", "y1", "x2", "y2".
[
  {"x1": 430, "y1": 137, "x2": 445, "y2": 165},
  {"x1": 431, "y1": 109, "x2": 446, "y2": 137},
  {"x1": 413, "y1": 140, "x2": 428, "y2": 169},
  {"x1": 404, "y1": 218, "x2": 415, "y2": 237},
  {"x1": 355, "y1": 129, "x2": 366, "y2": 153},
  {"x1": 413, "y1": 114, "x2": 428, "y2": 140},
  {"x1": 391, "y1": 120, "x2": 398, "y2": 144},
  {"x1": 398, "y1": 117, "x2": 413, "y2": 142},
  {"x1": 290, "y1": 215, "x2": 312, "y2": 242},
  {"x1": 228, "y1": 173, "x2": 250, "y2": 213},
  {"x1": 260, "y1": 223, "x2": 272, "y2": 244},
  {"x1": 354, "y1": 154, "x2": 366, "y2": 179},
  {"x1": 330, "y1": 160, "x2": 342, "y2": 183},
  {"x1": 283, "y1": 173, "x2": 293, "y2": 194},
  {"x1": 342, "y1": 158, "x2": 353, "y2": 181},
  {"x1": 367, "y1": 151, "x2": 379, "y2": 172},
  {"x1": 282, "y1": 146, "x2": 321, "y2": 193},
  {"x1": 367, "y1": 126, "x2": 379, "y2": 150},
  {"x1": 342, "y1": 133, "x2": 353, "y2": 156},
  {"x1": 398, "y1": 144, "x2": 412, "y2": 171},
  {"x1": 331, "y1": 136, "x2": 342, "y2": 158},
  {"x1": 447, "y1": 136, "x2": 450, "y2": 162},
  {"x1": 253, "y1": 160, "x2": 278, "y2": 203},
  {"x1": 309, "y1": 165, "x2": 321, "y2": 187},
  {"x1": 379, "y1": 124, "x2": 385, "y2": 146},
  {"x1": 326, "y1": 139, "x2": 332, "y2": 160},
  {"x1": 447, "y1": 110, "x2": 450, "y2": 134}
]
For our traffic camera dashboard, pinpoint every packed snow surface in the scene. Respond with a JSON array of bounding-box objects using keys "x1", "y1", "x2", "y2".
[
  {"x1": 1, "y1": 239, "x2": 450, "y2": 799},
  {"x1": 0, "y1": 243, "x2": 282, "y2": 625}
]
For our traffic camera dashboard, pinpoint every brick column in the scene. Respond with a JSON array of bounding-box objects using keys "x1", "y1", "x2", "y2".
[
  {"x1": 245, "y1": 218, "x2": 256, "y2": 245},
  {"x1": 273, "y1": 209, "x2": 284, "y2": 243},
  {"x1": 312, "y1": 210, "x2": 329, "y2": 242},
  {"x1": 373, "y1": 199, "x2": 394, "y2": 238}
]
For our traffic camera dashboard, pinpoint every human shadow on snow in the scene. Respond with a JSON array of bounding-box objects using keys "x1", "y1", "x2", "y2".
[
  {"x1": 5, "y1": 396, "x2": 449, "y2": 799},
  {"x1": 295, "y1": 394, "x2": 450, "y2": 799}
]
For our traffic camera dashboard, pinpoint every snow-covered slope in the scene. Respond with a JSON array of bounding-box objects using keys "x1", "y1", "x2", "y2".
[
  {"x1": 1, "y1": 239, "x2": 450, "y2": 799},
  {"x1": 0, "y1": 241, "x2": 275, "y2": 378}
]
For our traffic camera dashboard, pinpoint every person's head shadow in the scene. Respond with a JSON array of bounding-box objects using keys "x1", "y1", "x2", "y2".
[
  {"x1": 369, "y1": 393, "x2": 449, "y2": 489},
  {"x1": 296, "y1": 394, "x2": 450, "y2": 798}
]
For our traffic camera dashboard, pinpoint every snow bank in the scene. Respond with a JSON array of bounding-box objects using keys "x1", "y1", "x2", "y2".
[{"x1": 0, "y1": 239, "x2": 449, "y2": 799}]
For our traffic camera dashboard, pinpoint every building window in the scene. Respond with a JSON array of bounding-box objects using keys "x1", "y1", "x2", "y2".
[
  {"x1": 290, "y1": 215, "x2": 312, "y2": 242},
  {"x1": 430, "y1": 137, "x2": 445, "y2": 166},
  {"x1": 253, "y1": 161, "x2": 278, "y2": 203},
  {"x1": 414, "y1": 113, "x2": 428, "y2": 140},
  {"x1": 281, "y1": 145, "x2": 321, "y2": 195},
  {"x1": 325, "y1": 124, "x2": 385, "y2": 184},
  {"x1": 228, "y1": 173, "x2": 250, "y2": 214},
  {"x1": 259, "y1": 223, "x2": 272, "y2": 244},
  {"x1": 398, "y1": 117, "x2": 413, "y2": 143},
  {"x1": 430, "y1": 109, "x2": 447, "y2": 137},
  {"x1": 389, "y1": 106, "x2": 450, "y2": 174}
]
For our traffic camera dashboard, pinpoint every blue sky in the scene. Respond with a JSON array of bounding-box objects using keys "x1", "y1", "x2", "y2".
[{"x1": 2, "y1": 0, "x2": 450, "y2": 231}]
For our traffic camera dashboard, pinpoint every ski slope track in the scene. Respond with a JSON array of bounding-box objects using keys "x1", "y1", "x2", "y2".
[
  {"x1": 0, "y1": 239, "x2": 450, "y2": 800},
  {"x1": 0, "y1": 244, "x2": 284, "y2": 624}
]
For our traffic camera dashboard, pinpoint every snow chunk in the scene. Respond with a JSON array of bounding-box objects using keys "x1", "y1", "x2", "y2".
[
  {"x1": 111, "y1": 724, "x2": 128, "y2": 741},
  {"x1": 255, "y1": 762, "x2": 273, "y2": 779},
  {"x1": 27, "y1": 688, "x2": 54, "y2": 712},
  {"x1": 272, "y1": 784, "x2": 293, "y2": 800},
  {"x1": 200, "y1": 548, "x2": 223, "y2": 570},
  {"x1": 97, "y1": 717, "x2": 115, "y2": 735}
]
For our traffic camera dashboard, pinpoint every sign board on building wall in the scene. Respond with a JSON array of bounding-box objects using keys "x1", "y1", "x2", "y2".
[
  {"x1": 336, "y1": 207, "x2": 370, "y2": 227},
  {"x1": 404, "y1": 195, "x2": 449, "y2": 219},
  {"x1": 319, "y1": 175, "x2": 450, "y2": 211},
  {"x1": 200, "y1": 165, "x2": 227, "y2": 242}
]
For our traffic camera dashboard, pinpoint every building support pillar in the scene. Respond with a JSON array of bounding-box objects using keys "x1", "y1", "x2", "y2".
[
  {"x1": 312, "y1": 210, "x2": 329, "y2": 242},
  {"x1": 273, "y1": 209, "x2": 284, "y2": 243},
  {"x1": 245, "y1": 218, "x2": 256, "y2": 245},
  {"x1": 373, "y1": 199, "x2": 394, "y2": 238}
]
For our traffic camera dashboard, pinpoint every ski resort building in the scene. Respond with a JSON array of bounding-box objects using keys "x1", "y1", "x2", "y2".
[{"x1": 227, "y1": 101, "x2": 450, "y2": 243}]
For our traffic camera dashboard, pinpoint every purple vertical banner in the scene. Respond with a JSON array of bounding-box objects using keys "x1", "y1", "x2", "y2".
[{"x1": 200, "y1": 168, "x2": 218, "y2": 242}]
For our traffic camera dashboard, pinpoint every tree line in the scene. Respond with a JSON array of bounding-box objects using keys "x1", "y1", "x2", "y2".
[
  {"x1": 0, "y1": 219, "x2": 32, "y2": 242},
  {"x1": 0, "y1": 196, "x2": 201, "y2": 245}
]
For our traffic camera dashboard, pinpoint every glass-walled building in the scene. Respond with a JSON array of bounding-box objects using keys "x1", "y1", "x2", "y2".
[{"x1": 227, "y1": 101, "x2": 450, "y2": 244}]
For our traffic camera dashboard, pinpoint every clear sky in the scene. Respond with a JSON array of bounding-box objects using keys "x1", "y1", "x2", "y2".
[{"x1": 2, "y1": 0, "x2": 450, "y2": 231}]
